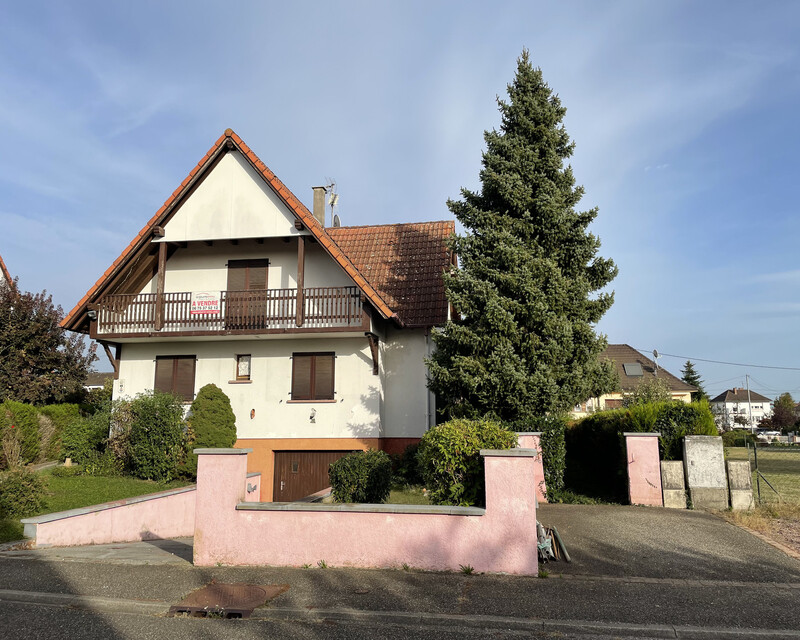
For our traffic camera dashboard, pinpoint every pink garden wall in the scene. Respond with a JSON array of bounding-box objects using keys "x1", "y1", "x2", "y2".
[
  {"x1": 516, "y1": 432, "x2": 547, "y2": 503},
  {"x1": 194, "y1": 448, "x2": 539, "y2": 575}
]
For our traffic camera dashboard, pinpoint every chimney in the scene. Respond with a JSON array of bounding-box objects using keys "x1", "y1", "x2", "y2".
[{"x1": 312, "y1": 186, "x2": 326, "y2": 226}]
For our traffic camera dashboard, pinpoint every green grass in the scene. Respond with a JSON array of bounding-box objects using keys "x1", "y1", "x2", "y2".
[
  {"x1": 725, "y1": 447, "x2": 800, "y2": 504},
  {"x1": 387, "y1": 485, "x2": 431, "y2": 505},
  {"x1": 0, "y1": 470, "x2": 190, "y2": 544}
]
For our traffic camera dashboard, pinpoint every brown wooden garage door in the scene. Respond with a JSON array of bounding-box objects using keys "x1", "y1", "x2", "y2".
[{"x1": 273, "y1": 450, "x2": 355, "y2": 502}]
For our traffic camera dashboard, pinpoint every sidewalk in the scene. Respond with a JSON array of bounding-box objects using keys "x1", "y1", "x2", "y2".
[{"x1": 1, "y1": 505, "x2": 799, "y2": 638}]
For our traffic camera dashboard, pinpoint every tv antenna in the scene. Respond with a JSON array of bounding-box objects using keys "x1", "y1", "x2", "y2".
[
  {"x1": 324, "y1": 178, "x2": 339, "y2": 222},
  {"x1": 652, "y1": 349, "x2": 660, "y2": 373}
]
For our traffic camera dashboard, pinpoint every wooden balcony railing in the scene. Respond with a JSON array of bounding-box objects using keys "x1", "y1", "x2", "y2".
[{"x1": 95, "y1": 287, "x2": 363, "y2": 336}]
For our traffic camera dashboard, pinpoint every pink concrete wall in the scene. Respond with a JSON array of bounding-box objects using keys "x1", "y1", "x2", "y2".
[
  {"x1": 625, "y1": 433, "x2": 663, "y2": 506},
  {"x1": 23, "y1": 472, "x2": 261, "y2": 548},
  {"x1": 194, "y1": 450, "x2": 539, "y2": 575},
  {"x1": 516, "y1": 432, "x2": 547, "y2": 503}
]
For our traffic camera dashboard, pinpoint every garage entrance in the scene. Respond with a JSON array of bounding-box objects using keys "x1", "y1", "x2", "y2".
[{"x1": 272, "y1": 450, "x2": 355, "y2": 502}]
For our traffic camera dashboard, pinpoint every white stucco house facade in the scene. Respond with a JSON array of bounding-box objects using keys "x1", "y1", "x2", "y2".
[
  {"x1": 709, "y1": 388, "x2": 772, "y2": 431},
  {"x1": 63, "y1": 130, "x2": 453, "y2": 500}
]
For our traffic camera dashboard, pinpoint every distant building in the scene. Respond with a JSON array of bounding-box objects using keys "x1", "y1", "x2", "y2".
[
  {"x1": 573, "y1": 344, "x2": 695, "y2": 417},
  {"x1": 85, "y1": 371, "x2": 115, "y2": 391},
  {"x1": 709, "y1": 388, "x2": 772, "y2": 431}
]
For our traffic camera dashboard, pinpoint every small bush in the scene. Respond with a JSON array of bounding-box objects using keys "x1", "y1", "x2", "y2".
[
  {"x1": 722, "y1": 430, "x2": 755, "y2": 447},
  {"x1": 526, "y1": 415, "x2": 567, "y2": 499},
  {"x1": 82, "y1": 449, "x2": 123, "y2": 477},
  {"x1": 127, "y1": 392, "x2": 187, "y2": 482},
  {"x1": 61, "y1": 411, "x2": 109, "y2": 465},
  {"x1": 0, "y1": 468, "x2": 47, "y2": 518},
  {"x1": 1, "y1": 401, "x2": 41, "y2": 464},
  {"x1": 654, "y1": 400, "x2": 717, "y2": 460},
  {"x1": 417, "y1": 418, "x2": 517, "y2": 507},
  {"x1": 50, "y1": 465, "x2": 83, "y2": 478},
  {"x1": 184, "y1": 384, "x2": 237, "y2": 475},
  {"x1": 329, "y1": 449, "x2": 393, "y2": 503},
  {"x1": 391, "y1": 442, "x2": 422, "y2": 486},
  {"x1": 38, "y1": 404, "x2": 82, "y2": 460}
]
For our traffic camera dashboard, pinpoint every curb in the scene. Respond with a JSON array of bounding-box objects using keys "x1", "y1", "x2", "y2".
[{"x1": 1, "y1": 589, "x2": 799, "y2": 638}]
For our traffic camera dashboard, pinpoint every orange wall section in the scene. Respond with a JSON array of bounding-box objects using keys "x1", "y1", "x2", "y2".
[{"x1": 235, "y1": 437, "x2": 420, "y2": 500}]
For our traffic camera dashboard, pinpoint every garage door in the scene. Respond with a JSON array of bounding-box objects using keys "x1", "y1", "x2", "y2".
[{"x1": 273, "y1": 450, "x2": 355, "y2": 502}]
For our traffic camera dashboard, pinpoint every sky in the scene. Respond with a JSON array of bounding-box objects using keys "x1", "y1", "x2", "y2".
[{"x1": 1, "y1": 1, "x2": 799, "y2": 399}]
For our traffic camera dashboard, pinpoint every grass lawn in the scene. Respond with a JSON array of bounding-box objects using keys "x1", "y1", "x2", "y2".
[
  {"x1": 725, "y1": 447, "x2": 800, "y2": 505},
  {"x1": 0, "y1": 469, "x2": 191, "y2": 544},
  {"x1": 387, "y1": 485, "x2": 430, "y2": 505}
]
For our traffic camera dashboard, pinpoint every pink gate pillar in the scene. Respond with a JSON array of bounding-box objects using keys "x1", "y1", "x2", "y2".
[
  {"x1": 516, "y1": 432, "x2": 547, "y2": 503},
  {"x1": 624, "y1": 433, "x2": 663, "y2": 506}
]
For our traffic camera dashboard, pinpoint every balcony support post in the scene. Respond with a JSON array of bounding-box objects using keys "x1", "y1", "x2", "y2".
[
  {"x1": 154, "y1": 241, "x2": 167, "y2": 331},
  {"x1": 296, "y1": 235, "x2": 305, "y2": 327}
]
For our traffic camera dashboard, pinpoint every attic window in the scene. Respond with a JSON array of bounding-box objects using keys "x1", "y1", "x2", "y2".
[{"x1": 622, "y1": 363, "x2": 644, "y2": 377}]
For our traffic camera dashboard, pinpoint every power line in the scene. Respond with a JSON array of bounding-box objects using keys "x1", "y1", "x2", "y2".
[{"x1": 636, "y1": 349, "x2": 800, "y2": 372}]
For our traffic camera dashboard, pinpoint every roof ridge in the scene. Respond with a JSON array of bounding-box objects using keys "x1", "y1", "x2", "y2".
[{"x1": 329, "y1": 220, "x2": 455, "y2": 231}]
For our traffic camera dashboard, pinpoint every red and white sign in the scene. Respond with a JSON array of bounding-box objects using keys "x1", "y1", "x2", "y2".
[{"x1": 190, "y1": 291, "x2": 221, "y2": 315}]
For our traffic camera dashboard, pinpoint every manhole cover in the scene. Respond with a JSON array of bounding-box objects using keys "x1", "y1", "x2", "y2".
[{"x1": 169, "y1": 583, "x2": 289, "y2": 619}]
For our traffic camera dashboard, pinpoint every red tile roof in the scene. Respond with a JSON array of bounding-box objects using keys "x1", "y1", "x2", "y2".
[
  {"x1": 62, "y1": 130, "x2": 452, "y2": 331},
  {"x1": 0, "y1": 252, "x2": 10, "y2": 286},
  {"x1": 601, "y1": 344, "x2": 695, "y2": 393},
  {"x1": 329, "y1": 221, "x2": 454, "y2": 327}
]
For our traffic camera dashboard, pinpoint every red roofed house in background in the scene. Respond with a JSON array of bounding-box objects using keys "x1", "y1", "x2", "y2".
[
  {"x1": 0, "y1": 252, "x2": 12, "y2": 287},
  {"x1": 63, "y1": 130, "x2": 453, "y2": 500}
]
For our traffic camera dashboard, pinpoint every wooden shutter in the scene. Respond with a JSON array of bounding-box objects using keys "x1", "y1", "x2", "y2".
[
  {"x1": 227, "y1": 261, "x2": 248, "y2": 292},
  {"x1": 314, "y1": 354, "x2": 335, "y2": 400},
  {"x1": 227, "y1": 259, "x2": 268, "y2": 291},
  {"x1": 154, "y1": 357, "x2": 173, "y2": 394},
  {"x1": 174, "y1": 357, "x2": 196, "y2": 402},
  {"x1": 291, "y1": 354, "x2": 312, "y2": 400}
]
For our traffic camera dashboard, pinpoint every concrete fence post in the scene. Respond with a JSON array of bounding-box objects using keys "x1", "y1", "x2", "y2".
[
  {"x1": 660, "y1": 460, "x2": 687, "y2": 509},
  {"x1": 624, "y1": 433, "x2": 663, "y2": 506},
  {"x1": 727, "y1": 460, "x2": 754, "y2": 510},
  {"x1": 515, "y1": 432, "x2": 547, "y2": 503},
  {"x1": 193, "y1": 448, "x2": 251, "y2": 566},
  {"x1": 683, "y1": 436, "x2": 728, "y2": 510}
]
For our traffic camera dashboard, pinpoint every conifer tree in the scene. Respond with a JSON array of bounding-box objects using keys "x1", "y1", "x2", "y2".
[
  {"x1": 427, "y1": 51, "x2": 618, "y2": 425},
  {"x1": 680, "y1": 360, "x2": 707, "y2": 402}
]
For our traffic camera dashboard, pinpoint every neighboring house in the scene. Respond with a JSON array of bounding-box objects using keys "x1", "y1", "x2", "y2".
[
  {"x1": 62, "y1": 129, "x2": 453, "y2": 501},
  {"x1": 572, "y1": 344, "x2": 695, "y2": 417},
  {"x1": 0, "y1": 252, "x2": 11, "y2": 287},
  {"x1": 709, "y1": 388, "x2": 772, "y2": 432},
  {"x1": 85, "y1": 371, "x2": 115, "y2": 391}
]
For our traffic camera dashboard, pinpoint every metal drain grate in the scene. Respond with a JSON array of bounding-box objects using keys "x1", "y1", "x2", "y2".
[{"x1": 169, "y1": 583, "x2": 289, "y2": 619}]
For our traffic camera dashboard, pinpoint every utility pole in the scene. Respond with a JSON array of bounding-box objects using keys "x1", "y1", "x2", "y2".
[{"x1": 746, "y1": 374, "x2": 754, "y2": 432}]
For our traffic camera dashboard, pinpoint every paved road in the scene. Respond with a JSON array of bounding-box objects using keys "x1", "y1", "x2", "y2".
[{"x1": 0, "y1": 505, "x2": 798, "y2": 639}]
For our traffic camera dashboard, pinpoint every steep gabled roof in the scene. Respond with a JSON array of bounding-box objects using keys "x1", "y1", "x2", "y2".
[
  {"x1": 329, "y1": 221, "x2": 454, "y2": 327},
  {"x1": 710, "y1": 388, "x2": 771, "y2": 404},
  {"x1": 0, "y1": 252, "x2": 11, "y2": 286},
  {"x1": 601, "y1": 344, "x2": 696, "y2": 393},
  {"x1": 62, "y1": 130, "x2": 400, "y2": 331}
]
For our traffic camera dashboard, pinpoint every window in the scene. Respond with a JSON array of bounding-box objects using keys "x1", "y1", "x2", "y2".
[
  {"x1": 291, "y1": 352, "x2": 335, "y2": 401},
  {"x1": 236, "y1": 354, "x2": 251, "y2": 381},
  {"x1": 227, "y1": 259, "x2": 268, "y2": 291},
  {"x1": 154, "y1": 356, "x2": 196, "y2": 402}
]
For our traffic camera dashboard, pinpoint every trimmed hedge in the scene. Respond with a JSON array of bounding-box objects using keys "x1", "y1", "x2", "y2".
[
  {"x1": 38, "y1": 404, "x2": 81, "y2": 460},
  {"x1": 566, "y1": 400, "x2": 719, "y2": 501},
  {"x1": 417, "y1": 418, "x2": 517, "y2": 507},
  {"x1": 127, "y1": 392, "x2": 187, "y2": 482},
  {"x1": 0, "y1": 468, "x2": 46, "y2": 518},
  {"x1": 1, "y1": 401, "x2": 41, "y2": 464},
  {"x1": 61, "y1": 410, "x2": 109, "y2": 465},
  {"x1": 329, "y1": 449, "x2": 392, "y2": 503}
]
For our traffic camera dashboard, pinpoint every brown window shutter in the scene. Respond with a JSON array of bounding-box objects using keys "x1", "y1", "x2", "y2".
[
  {"x1": 314, "y1": 354, "x2": 335, "y2": 400},
  {"x1": 154, "y1": 358, "x2": 172, "y2": 394},
  {"x1": 248, "y1": 260, "x2": 268, "y2": 290},
  {"x1": 292, "y1": 354, "x2": 312, "y2": 400},
  {"x1": 227, "y1": 259, "x2": 269, "y2": 291},
  {"x1": 227, "y1": 261, "x2": 247, "y2": 292},
  {"x1": 174, "y1": 357, "x2": 196, "y2": 402}
]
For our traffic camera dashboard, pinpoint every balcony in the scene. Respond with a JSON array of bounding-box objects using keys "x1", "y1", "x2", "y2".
[{"x1": 93, "y1": 286, "x2": 366, "y2": 338}]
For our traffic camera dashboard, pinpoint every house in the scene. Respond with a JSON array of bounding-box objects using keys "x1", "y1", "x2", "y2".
[
  {"x1": 573, "y1": 344, "x2": 695, "y2": 416},
  {"x1": 62, "y1": 129, "x2": 453, "y2": 501},
  {"x1": 0, "y1": 252, "x2": 11, "y2": 287},
  {"x1": 709, "y1": 388, "x2": 772, "y2": 432},
  {"x1": 85, "y1": 371, "x2": 115, "y2": 391}
]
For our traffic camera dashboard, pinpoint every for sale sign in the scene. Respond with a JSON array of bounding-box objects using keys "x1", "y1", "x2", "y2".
[{"x1": 190, "y1": 291, "x2": 221, "y2": 315}]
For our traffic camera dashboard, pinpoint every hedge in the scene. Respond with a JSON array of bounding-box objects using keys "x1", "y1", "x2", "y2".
[{"x1": 329, "y1": 449, "x2": 392, "y2": 503}]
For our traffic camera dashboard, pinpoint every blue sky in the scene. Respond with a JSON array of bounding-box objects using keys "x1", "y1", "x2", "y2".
[{"x1": 1, "y1": 1, "x2": 799, "y2": 398}]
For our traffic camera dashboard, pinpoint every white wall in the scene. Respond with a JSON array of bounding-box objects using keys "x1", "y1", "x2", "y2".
[{"x1": 159, "y1": 151, "x2": 306, "y2": 242}]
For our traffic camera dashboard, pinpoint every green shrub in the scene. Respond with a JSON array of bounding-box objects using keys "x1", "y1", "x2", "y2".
[
  {"x1": 722, "y1": 430, "x2": 755, "y2": 447},
  {"x1": 82, "y1": 449, "x2": 123, "y2": 477},
  {"x1": 61, "y1": 410, "x2": 109, "y2": 465},
  {"x1": 532, "y1": 415, "x2": 567, "y2": 499},
  {"x1": 50, "y1": 465, "x2": 83, "y2": 478},
  {"x1": 1, "y1": 401, "x2": 41, "y2": 464},
  {"x1": 127, "y1": 392, "x2": 187, "y2": 482},
  {"x1": 391, "y1": 442, "x2": 422, "y2": 486},
  {"x1": 184, "y1": 384, "x2": 237, "y2": 475},
  {"x1": 0, "y1": 468, "x2": 46, "y2": 518},
  {"x1": 654, "y1": 400, "x2": 718, "y2": 460},
  {"x1": 329, "y1": 449, "x2": 393, "y2": 503},
  {"x1": 38, "y1": 404, "x2": 82, "y2": 460},
  {"x1": 417, "y1": 418, "x2": 517, "y2": 507}
]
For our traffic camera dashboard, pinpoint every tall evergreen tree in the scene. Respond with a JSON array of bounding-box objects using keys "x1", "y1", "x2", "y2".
[
  {"x1": 680, "y1": 360, "x2": 707, "y2": 401},
  {"x1": 427, "y1": 51, "x2": 618, "y2": 425}
]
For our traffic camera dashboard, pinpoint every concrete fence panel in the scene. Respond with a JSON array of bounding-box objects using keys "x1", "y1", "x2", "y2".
[
  {"x1": 683, "y1": 436, "x2": 728, "y2": 510},
  {"x1": 624, "y1": 433, "x2": 663, "y2": 506}
]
